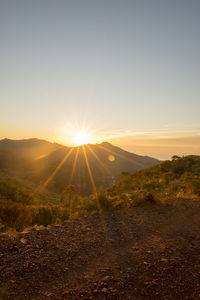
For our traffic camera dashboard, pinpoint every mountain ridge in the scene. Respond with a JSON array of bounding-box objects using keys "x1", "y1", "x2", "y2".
[
  {"x1": 0, "y1": 138, "x2": 161, "y2": 195},
  {"x1": 0, "y1": 137, "x2": 160, "y2": 160}
]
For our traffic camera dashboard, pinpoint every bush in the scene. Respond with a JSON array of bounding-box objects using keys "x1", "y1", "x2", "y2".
[
  {"x1": 31, "y1": 206, "x2": 53, "y2": 226},
  {"x1": 97, "y1": 192, "x2": 114, "y2": 212},
  {"x1": 113, "y1": 197, "x2": 129, "y2": 210},
  {"x1": 144, "y1": 193, "x2": 156, "y2": 204},
  {"x1": 0, "y1": 180, "x2": 33, "y2": 205},
  {"x1": 0, "y1": 200, "x2": 32, "y2": 231}
]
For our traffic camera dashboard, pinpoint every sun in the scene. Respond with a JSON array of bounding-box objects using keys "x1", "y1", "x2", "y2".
[{"x1": 73, "y1": 130, "x2": 92, "y2": 146}]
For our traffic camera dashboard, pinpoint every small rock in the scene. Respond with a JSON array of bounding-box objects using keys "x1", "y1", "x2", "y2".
[
  {"x1": 20, "y1": 238, "x2": 26, "y2": 244},
  {"x1": 103, "y1": 275, "x2": 110, "y2": 281},
  {"x1": 62, "y1": 290, "x2": 69, "y2": 296},
  {"x1": 160, "y1": 258, "x2": 168, "y2": 263},
  {"x1": 30, "y1": 228, "x2": 37, "y2": 232}
]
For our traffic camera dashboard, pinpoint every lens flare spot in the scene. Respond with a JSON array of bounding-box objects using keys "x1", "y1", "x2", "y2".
[{"x1": 108, "y1": 155, "x2": 115, "y2": 162}]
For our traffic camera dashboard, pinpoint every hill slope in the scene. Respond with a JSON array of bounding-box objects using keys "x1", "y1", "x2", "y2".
[
  {"x1": 0, "y1": 138, "x2": 160, "y2": 194},
  {"x1": 107, "y1": 155, "x2": 200, "y2": 202},
  {"x1": 1, "y1": 155, "x2": 200, "y2": 233},
  {"x1": 0, "y1": 138, "x2": 60, "y2": 159}
]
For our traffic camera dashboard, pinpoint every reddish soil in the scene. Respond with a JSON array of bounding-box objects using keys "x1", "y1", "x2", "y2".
[{"x1": 1, "y1": 199, "x2": 200, "y2": 299}]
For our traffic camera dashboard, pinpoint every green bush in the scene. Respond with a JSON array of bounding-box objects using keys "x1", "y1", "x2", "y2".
[
  {"x1": 97, "y1": 192, "x2": 114, "y2": 212},
  {"x1": 31, "y1": 206, "x2": 53, "y2": 226},
  {"x1": 0, "y1": 200, "x2": 32, "y2": 231},
  {"x1": 0, "y1": 180, "x2": 33, "y2": 205}
]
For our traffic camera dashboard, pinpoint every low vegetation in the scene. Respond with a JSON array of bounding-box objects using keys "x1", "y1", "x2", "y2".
[
  {"x1": 0, "y1": 155, "x2": 200, "y2": 232},
  {"x1": 107, "y1": 155, "x2": 200, "y2": 204}
]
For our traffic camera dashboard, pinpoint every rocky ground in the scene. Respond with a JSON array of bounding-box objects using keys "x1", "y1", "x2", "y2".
[{"x1": 1, "y1": 199, "x2": 200, "y2": 299}]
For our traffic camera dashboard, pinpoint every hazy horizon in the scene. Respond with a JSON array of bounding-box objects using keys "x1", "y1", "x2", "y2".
[
  {"x1": 1, "y1": 0, "x2": 200, "y2": 160},
  {"x1": 0, "y1": 133, "x2": 200, "y2": 161}
]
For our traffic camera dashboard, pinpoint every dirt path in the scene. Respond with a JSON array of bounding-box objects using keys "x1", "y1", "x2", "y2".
[{"x1": 1, "y1": 199, "x2": 200, "y2": 299}]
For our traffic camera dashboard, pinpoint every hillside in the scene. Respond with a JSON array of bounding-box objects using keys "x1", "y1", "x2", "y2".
[
  {"x1": 1, "y1": 154, "x2": 200, "y2": 233},
  {"x1": 0, "y1": 138, "x2": 160, "y2": 195},
  {"x1": 0, "y1": 138, "x2": 60, "y2": 159},
  {"x1": 107, "y1": 155, "x2": 200, "y2": 203},
  {"x1": 1, "y1": 199, "x2": 200, "y2": 299}
]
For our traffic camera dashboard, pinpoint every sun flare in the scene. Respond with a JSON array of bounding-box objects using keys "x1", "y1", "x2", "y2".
[{"x1": 73, "y1": 130, "x2": 92, "y2": 146}]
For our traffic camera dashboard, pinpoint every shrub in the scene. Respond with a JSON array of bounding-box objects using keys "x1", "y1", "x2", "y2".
[
  {"x1": 0, "y1": 180, "x2": 33, "y2": 205},
  {"x1": 83, "y1": 199, "x2": 98, "y2": 214},
  {"x1": 97, "y1": 192, "x2": 114, "y2": 212},
  {"x1": 31, "y1": 206, "x2": 53, "y2": 226},
  {"x1": 144, "y1": 193, "x2": 156, "y2": 204},
  {"x1": 0, "y1": 200, "x2": 32, "y2": 231},
  {"x1": 113, "y1": 198, "x2": 129, "y2": 210}
]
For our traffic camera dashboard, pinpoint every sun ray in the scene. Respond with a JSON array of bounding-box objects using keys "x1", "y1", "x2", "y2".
[
  {"x1": 69, "y1": 146, "x2": 80, "y2": 184},
  {"x1": 82, "y1": 145, "x2": 117, "y2": 257},
  {"x1": 34, "y1": 145, "x2": 64, "y2": 161},
  {"x1": 35, "y1": 148, "x2": 74, "y2": 195},
  {"x1": 82, "y1": 145, "x2": 106, "y2": 213},
  {"x1": 86, "y1": 144, "x2": 112, "y2": 176},
  {"x1": 82, "y1": 146, "x2": 97, "y2": 196}
]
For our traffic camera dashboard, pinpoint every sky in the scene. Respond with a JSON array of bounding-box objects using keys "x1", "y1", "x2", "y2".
[{"x1": 0, "y1": 0, "x2": 200, "y2": 159}]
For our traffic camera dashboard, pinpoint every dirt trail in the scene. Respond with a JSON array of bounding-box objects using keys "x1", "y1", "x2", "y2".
[{"x1": 1, "y1": 199, "x2": 200, "y2": 299}]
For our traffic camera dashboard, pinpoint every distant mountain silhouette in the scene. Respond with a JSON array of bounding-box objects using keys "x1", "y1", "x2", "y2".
[
  {"x1": 0, "y1": 138, "x2": 60, "y2": 158},
  {"x1": 0, "y1": 138, "x2": 161, "y2": 194}
]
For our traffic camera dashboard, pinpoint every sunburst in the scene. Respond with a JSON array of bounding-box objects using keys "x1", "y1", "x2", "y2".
[{"x1": 73, "y1": 130, "x2": 92, "y2": 146}]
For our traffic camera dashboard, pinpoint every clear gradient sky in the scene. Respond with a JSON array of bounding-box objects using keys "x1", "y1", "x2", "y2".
[{"x1": 0, "y1": 0, "x2": 200, "y2": 159}]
